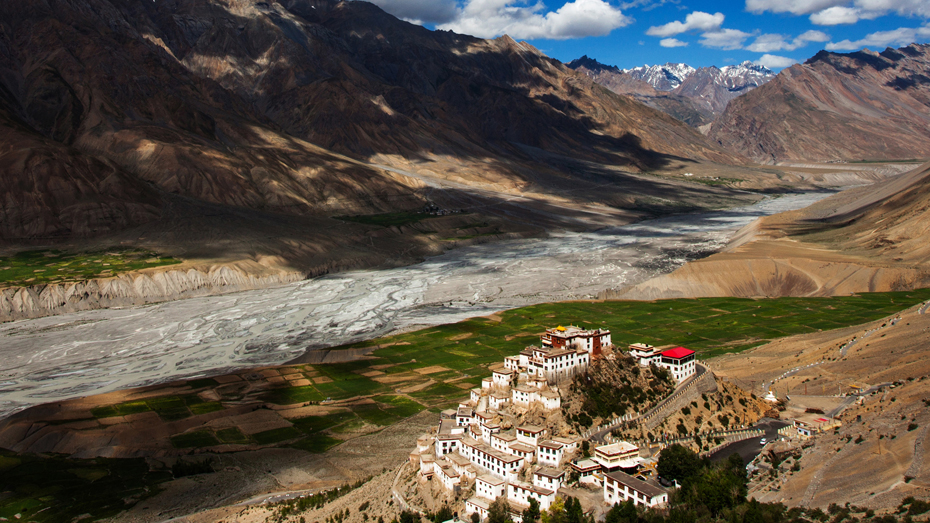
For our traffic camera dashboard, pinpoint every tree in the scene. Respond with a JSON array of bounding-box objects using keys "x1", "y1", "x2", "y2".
[
  {"x1": 433, "y1": 506, "x2": 453, "y2": 523},
  {"x1": 523, "y1": 498, "x2": 541, "y2": 523},
  {"x1": 488, "y1": 496, "x2": 513, "y2": 523},
  {"x1": 399, "y1": 510, "x2": 420, "y2": 523},
  {"x1": 565, "y1": 497, "x2": 584, "y2": 523},
  {"x1": 542, "y1": 497, "x2": 565, "y2": 523},
  {"x1": 656, "y1": 444, "x2": 704, "y2": 485},
  {"x1": 471, "y1": 512, "x2": 481, "y2": 523},
  {"x1": 605, "y1": 501, "x2": 638, "y2": 523}
]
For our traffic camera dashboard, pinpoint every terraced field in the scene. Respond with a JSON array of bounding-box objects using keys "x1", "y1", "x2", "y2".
[{"x1": 0, "y1": 249, "x2": 180, "y2": 288}]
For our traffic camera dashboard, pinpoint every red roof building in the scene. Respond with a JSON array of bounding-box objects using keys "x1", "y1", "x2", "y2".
[{"x1": 658, "y1": 347, "x2": 696, "y2": 383}]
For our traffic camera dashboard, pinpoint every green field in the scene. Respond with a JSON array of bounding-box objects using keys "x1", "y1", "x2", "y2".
[
  {"x1": 0, "y1": 248, "x2": 181, "y2": 288},
  {"x1": 92, "y1": 393, "x2": 220, "y2": 421},
  {"x1": 0, "y1": 449, "x2": 171, "y2": 522}
]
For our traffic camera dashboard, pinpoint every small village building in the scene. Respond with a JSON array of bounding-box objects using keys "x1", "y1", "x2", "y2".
[
  {"x1": 448, "y1": 453, "x2": 477, "y2": 480},
  {"x1": 481, "y1": 421, "x2": 501, "y2": 444},
  {"x1": 471, "y1": 388, "x2": 482, "y2": 403},
  {"x1": 420, "y1": 454, "x2": 436, "y2": 477},
  {"x1": 489, "y1": 390, "x2": 510, "y2": 410},
  {"x1": 441, "y1": 409, "x2": 458, "y2": 420},
  {"x1": 468, "y1": 423, "x2": 482, "y2": 441},
  {"x1": 536, "y1": 440, "x2": 566, "y2": 467},
  {"x1": 526, "y1": 377, "x2": 548, "y2": 389},
  {"x1": 491, "y1": 432, "x2": 517, "y2": 453},
  {"x1": 457, "y1": 407, "x2": 476, "y2": 427},
  {"x1": 793, "y1": 414, "x2": 842, "y2": 438},
  {"x1": 540, "y1": 390, "x2": 561, "y2": 410},
  {"x1": 603, "y1": 471, "x2": 668, "y2": 508},
  {"x1": 541, "y1": 325, "x2": 612, "y2": 356},
  {"x1": 533, "y1": 468, "x2": 566, "y2": 491},
  {"x1": 466, "y1": 497, "x2": 490, "y2": 521},
  {"x1": 629, "y1": 343, "x2": 659, "y2": 366},
  {"x1": 551, "y1": 436, "x2": 578, "y2": 453},
  {"x1": 436, "y1": 460, "x2": 462, "y2": 491},
  {"x1": 594, "y1": 442, "x2": 641, "y2": 471},
  {"x1": 476, "y1": 411, "x2": 494, "y2": 425},
  {"x1": 476, "y1": 475, "x2": 507, "y2": 501},
  {"x1": 493, "y1": 368, "x2": 516, "y2": 387},
  {"x1": 509, "y1": 442, "x2": 536, "y2": 463},
  {"x1": 657, "y1": 347, "x2": 696, "y2": 383},
  {"x1": 482, "y1": 377, "x2": 494, "y2": 389},
  {"x1": 507, "y1": 481, "x2": 556, "y2": 511},
  {"x1": 459, "y1": 436, "x2": 525, "y2": 482},
  {"x1": 512, "y1": 385, "x2": 539, "y2": 406},
  {"x1": 516, "y1": 425, "x2": 546, "y2": 446},
  {"x1": 505, "y1": 356, "x2": 522, "y2": 372},
  {"x1": 525, "y1": 346, "x2": 590, "y2": 384},
  {"x1": 417, "y1": 434, "x2": 433, "y2": 452},
  {"x1": 436, "y1": 419, "x2": 465, "y2": 457},
  {"x1": 571, "y1": 458, "x2": 602, "y2": 486}
]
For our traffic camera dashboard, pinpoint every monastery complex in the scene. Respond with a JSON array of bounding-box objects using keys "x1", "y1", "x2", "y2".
[{"x1": 409, "y1": 325, "x2": 699, "y2": 521}]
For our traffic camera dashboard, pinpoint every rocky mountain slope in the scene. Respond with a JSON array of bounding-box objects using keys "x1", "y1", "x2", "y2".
[
  {"x1": 0, "y1": 0, "x2": 739, "y2": 247},
  {"x1": 710, "y1": 44, "x2": 930, "y2": 163},
  {"x1": 614, "y1": 161, "x2": 930, "y2": 299},
  {"x1": 567, "y1": 57, "x2": 774, "y2": 126}
]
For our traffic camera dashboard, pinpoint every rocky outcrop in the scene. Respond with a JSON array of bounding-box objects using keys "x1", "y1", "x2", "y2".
[
  {"x1": 0, "y1": 264, "x2": 305, "y2": 322},
  {"x1": 710, "y1": 44, "x2": 930, "y2": 163}
]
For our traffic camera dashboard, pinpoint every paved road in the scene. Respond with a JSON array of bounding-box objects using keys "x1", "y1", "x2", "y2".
[{"x1": 707, "y1": 419, "x2": 789, "y2": 466}]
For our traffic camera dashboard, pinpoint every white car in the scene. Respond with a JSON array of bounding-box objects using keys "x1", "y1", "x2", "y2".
[{"x1": 760, "y1": 438, "x2": 767, "y2": 445}]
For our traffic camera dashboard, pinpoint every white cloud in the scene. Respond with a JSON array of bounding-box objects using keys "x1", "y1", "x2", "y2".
[
  {"x1": 748, "y1": 0, "x2": 930, "y2": 21},
  {"x1": 699, "y1": 28, "x2": 752, "y2": 49},
  {"x1": 660, "y1": 37, "x2": 689, "y2": 47},
  {"x1": 437, "y1": 0, "x2": 632, "y2": 40},
  {"x1": 745, "y1": 0, "x2": 845, "y2": 15},
  {"x1": 755, "y1": 54, "x2": 800, "y2": 68},
  {"x1": 826, "y1": 24, "x2": 930, "y2": 50},
  {"x1": 810, "y1": 6, "x2": 866, "y2": 24},
  {"x1": 745, "y1": 30, "x2": 830, "y2": 51},
  {"x1": 646, "y1": 11, "x2": 724, "y2": 37}
]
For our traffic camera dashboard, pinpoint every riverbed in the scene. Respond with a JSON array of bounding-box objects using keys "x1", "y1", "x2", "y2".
[{"x1": 0, "y1": 191, "x2": 835, "y2": 418}]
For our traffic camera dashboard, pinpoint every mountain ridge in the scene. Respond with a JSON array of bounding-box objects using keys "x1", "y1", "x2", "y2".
[
  {"x1": 709, "y1": 43, "x2": 930, "y2": 163},
  {"x1": 566, "y1": 55, "x2": 775, "y2": 126}
]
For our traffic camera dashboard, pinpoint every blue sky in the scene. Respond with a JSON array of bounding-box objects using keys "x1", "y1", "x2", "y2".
[{"x1": 366, "y1": 0, "x2": 930, "y2": 69}]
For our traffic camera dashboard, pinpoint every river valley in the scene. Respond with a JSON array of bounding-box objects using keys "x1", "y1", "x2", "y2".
[{"x1": 0, "y1": 191, "x2": 836, "y2": 419}]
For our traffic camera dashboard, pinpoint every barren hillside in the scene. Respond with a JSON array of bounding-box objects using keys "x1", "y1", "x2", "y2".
[
  {"x1": 710, "y1": 301, "x2": 930, "y2": 511},
  {"x1": 710, "y1": 44, "x2": 930, "y2": 163},
  {"x1": 615, "y1": 162, "x2": 930, "y2": 300}
]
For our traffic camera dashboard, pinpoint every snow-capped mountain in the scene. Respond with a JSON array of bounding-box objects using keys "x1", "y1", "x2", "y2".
[
  {"x1": 568, "y1": 57, "x2": 776, "y2": 125},
  {"x1": 623, "y1": 63, "x2": 696, "y2": 91}
]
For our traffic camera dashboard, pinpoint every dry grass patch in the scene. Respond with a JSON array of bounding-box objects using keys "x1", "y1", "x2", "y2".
[
  {"x1": 504, "y1": 332, "x2": 536, "y2": 341},
  {"x1": 360, "y1": 370, "x2": 385, "y2": 377},
  {"x1": 214, "y1": 375, "x2": 243, "y2": 384},
  {"x1": 312, "y1": 376, "x2": 333, "y2": 384},
  {"x1": 397, "y1": 380, "x2": 434, "y2": 393},
  {"x1": 413, "y1": 365, "x2": 450, "y2": 375},
  {"x1": 447, "y1": 332, "x2": 473, "y2": 341},
  {"x1": 210, "y1": 410, "x2": 292, "y2": 435},
  {"x1": 260, "y1": 369, "x2": 281, "y2": 378},
  {"x1": 371, "y1": 373, "x2": 418, "y2": 384}
]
